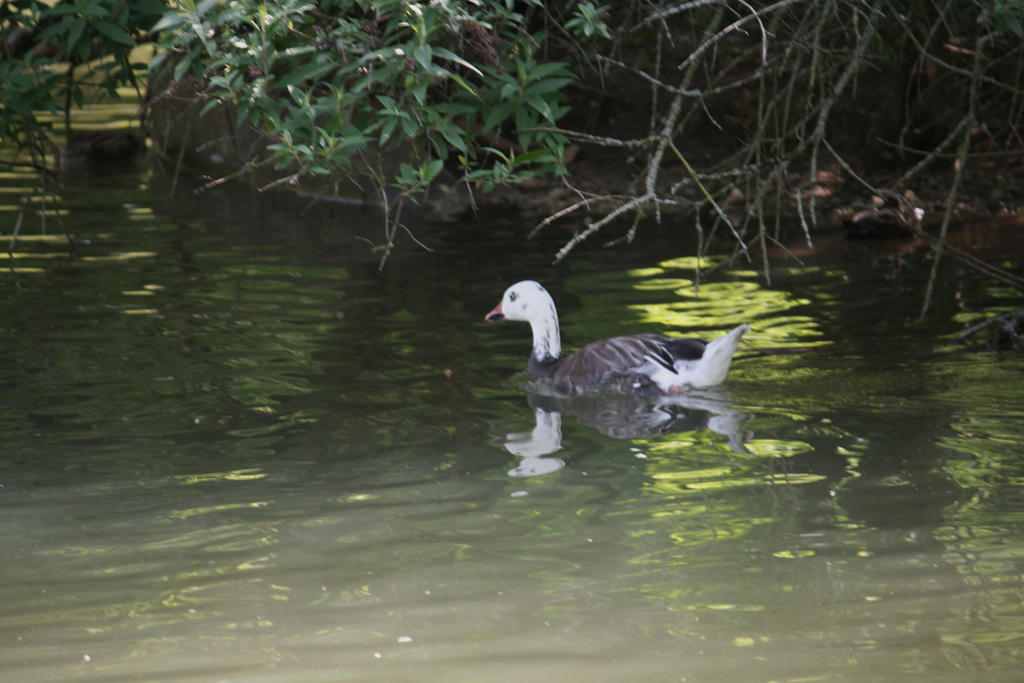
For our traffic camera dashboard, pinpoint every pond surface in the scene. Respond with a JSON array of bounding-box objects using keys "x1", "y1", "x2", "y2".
[{"x1": 2, "y1": 150, "x2": 1024, "y2": 682}]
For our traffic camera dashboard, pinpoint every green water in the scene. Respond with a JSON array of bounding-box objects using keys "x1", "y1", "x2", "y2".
[{"x1": 2, "y1": 153, "x2": 1024, "y2": 682}]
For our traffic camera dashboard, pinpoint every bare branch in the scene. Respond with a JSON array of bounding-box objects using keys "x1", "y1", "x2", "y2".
[{"x1": 677, "y1": 0, "x2": 806, "y2": 72}]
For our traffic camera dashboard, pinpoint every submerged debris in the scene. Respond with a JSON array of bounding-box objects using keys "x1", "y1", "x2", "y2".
[{"x1": 955, "y1": 311, "x2": 1024, "y2": 351}]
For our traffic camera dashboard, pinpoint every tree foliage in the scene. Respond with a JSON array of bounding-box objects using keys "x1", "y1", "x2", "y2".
[
  {"x1": 148, "y1": 0, "x2": 588, "y2": 265},
  {"x1": 1, "y1": 0, "x2": 163, "y2": 154}
]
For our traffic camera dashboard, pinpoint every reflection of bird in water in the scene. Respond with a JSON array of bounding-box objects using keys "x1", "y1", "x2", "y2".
[
  {"x1": 500, "y1": 406, "x2": 566, "y2": 478},
  {"x1": 495, "y1": 390, "x2": 752, "y2": 479},
  {"x1": 485, "y1": 281, "x2": 749, "y2": 395},
  {"x1": 525, "y1": 391, "x2": 751, "y2": 454}
]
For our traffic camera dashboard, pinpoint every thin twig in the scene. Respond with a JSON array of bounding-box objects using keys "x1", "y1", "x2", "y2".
[
  {"x1": 553, "y1": 193, "x2": 655, "y2": 264},
  {"x1": 920, "y1": 35, "x2": 986, "y2": 320},
  {"x1": 677, "y1": 0, "x2": 805, "y2": 71},
  {"x1": 530, "y1": 194, "x2": 618, "y2": 238},
  {"x1": 795, "y1": 187, "x2": 813, "y2": 248},
  {"x1": 668, "y1": 140, "x2": 750, "y2": 257},
  {"x1": 634, "y1": 0, "x2": 722, "y2": 31},
  {"x1": 400, "y1": 222, "x2": 433, "y2": 252},
  {"x1": 735, "y1": 0, "x2": 770, "y2": 65}
]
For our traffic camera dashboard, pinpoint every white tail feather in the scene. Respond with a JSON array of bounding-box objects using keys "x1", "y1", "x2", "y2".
[{"x1": 664, "y1": 324, "x2": 750, "y2": 389}]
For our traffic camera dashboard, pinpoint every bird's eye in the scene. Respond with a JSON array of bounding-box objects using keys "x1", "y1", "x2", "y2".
[{"x1": 509, "y1": 292, "x2": 517, "y2": 302}]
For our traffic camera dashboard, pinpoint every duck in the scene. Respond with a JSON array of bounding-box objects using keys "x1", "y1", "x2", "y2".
[
  {"x1": 842, "y1": 191, "x2": 925, "y2": 239},
  {"x1": 485, "y1": 280, "x2": 750, "y2": 395}
]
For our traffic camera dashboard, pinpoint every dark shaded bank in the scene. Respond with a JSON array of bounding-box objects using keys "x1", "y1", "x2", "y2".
[{"x1": 141, "y1": 1, "x2": 1024, "y2": 257}]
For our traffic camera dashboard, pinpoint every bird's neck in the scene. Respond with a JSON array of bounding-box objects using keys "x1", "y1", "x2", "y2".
[{"x1": 529, "y1": 303, "x2": 561, "y2": 363}]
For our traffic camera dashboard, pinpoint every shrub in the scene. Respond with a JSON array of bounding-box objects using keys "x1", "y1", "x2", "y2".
[{"x1": 150, "y1": 0, "x2": 589, "y2": 264}]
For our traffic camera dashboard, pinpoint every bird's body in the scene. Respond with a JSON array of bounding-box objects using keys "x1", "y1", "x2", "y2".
[{"x1": 486, "y1": 280, "x2": 748, "y2": 395}]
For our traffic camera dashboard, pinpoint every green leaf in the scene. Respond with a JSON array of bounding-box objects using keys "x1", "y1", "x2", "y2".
[
  {"x1": 94, "y1": 20, "x2": 137, "y2": 47},
  {"x1": 400, "y1": 112, "x2": 419, "y2": 139},
  {"x1": 199, "y1": 98, "x2": 221, "y2": 116},
  {"x1": 359, "y1": 46, "x2": 403, "y2": 66},
  {"x1": 421, "y1": 159, "x2": 444, "y2": 182},
  {"x1": 196, "y1": 0, "x2": 221, "y2": 16},
  {"x1": 527, "y1": 61, "x2": 571, "y2": 81},
  {"x1": 47, "y1": 4, "x2": 79, "y2": 16},
  {"x1": 151, "y1": 12, "x2": 186, "y2": 33},
  {"x1": 379, "y1": 117, "x2": 399, "y2": 145},
  {"x1": 281, "y1": 45, "x2": 319, "y2": 59},
  {"x1": 398, "y1": 162, "x2": 418, "y2": 183},
  {"x1": 523, "y1": 77, "x2": 574, "y2": 97},
  {"x1": 481, "y1": 146, "x2": 511, "y2": 164},
  {"x1": 515, "y1": 106, "x2": 534, "y2": 148},
  {"x1": 437, "y1": 120, "x2": 467, "y2": 153},
  {"x1": 483, "y1": 100, "x2": 516, "y2": 131},
  {"x1": 81, "y1": 0, "x2": 110, "y2": 19},
  {"x1": 413, "y1": 43, "x2": 432, "y2": 71},
  {"x1": 434, "y1": 101, "x2": 477, "y2": 117},
  {"x1": 276, "y1": 60, "x2": 337, "y2": 88},
  {"x1": 514, "y1": 148, "x2": 556, "y2": 164},
  {"x1": 172, "y1": 54, "x2": 194, "y2": 80},
  {"x1": 499, "y1": 82, "x2": 519, "y2": 100},
  {"x1": 286, "y1": 84, "x2": 309, "y2": 107},
  {"x1": 433, "y1": 47, "x2": 483, "y2": 78},
  {"x1": 526, "y1": 95, "x2": 554, "y2": 123},
  {"x1": 411, "y1": 82, "x2": 427, "y2": 106},
  {"x1": 67, "y1": 18, "x2": 85, "y2": 55},
  {"x1": 446, "y1": 73, "x2": 479, "y2": 100},
  {"x1": 37, "y1": 17, "x2": 72, "y2": 44}
]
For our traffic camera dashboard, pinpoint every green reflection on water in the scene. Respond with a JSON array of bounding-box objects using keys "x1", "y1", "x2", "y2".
[{"x1": 564, "y1": 261, "x2": 823, "y2": 351}]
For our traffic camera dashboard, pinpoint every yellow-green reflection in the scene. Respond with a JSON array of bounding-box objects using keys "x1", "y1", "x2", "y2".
[
  {"x1": 0, "y1": 252, "x2": 67, "y2": 259},
  {"x1": 81, "y1": 251, "x2": 158, "y2": 261},
  {"x1": 175, "y1": 468, "x2": 268, "y2": 485},
  {"x1": 565, "y1": 259, "x2": 823, "y2": 349},
  {"x1": 169, "y1": 502, "x2": 270, "y2": 520},
  {"x1": 0, "y1": 266, "x2": 45, "y2": 273},
  {"x1": 0, "y1": 233, "x2": 71, "y2": 242},
  {"x1": 744, "y1": 438, "x2": 815, "y2": 458}
]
